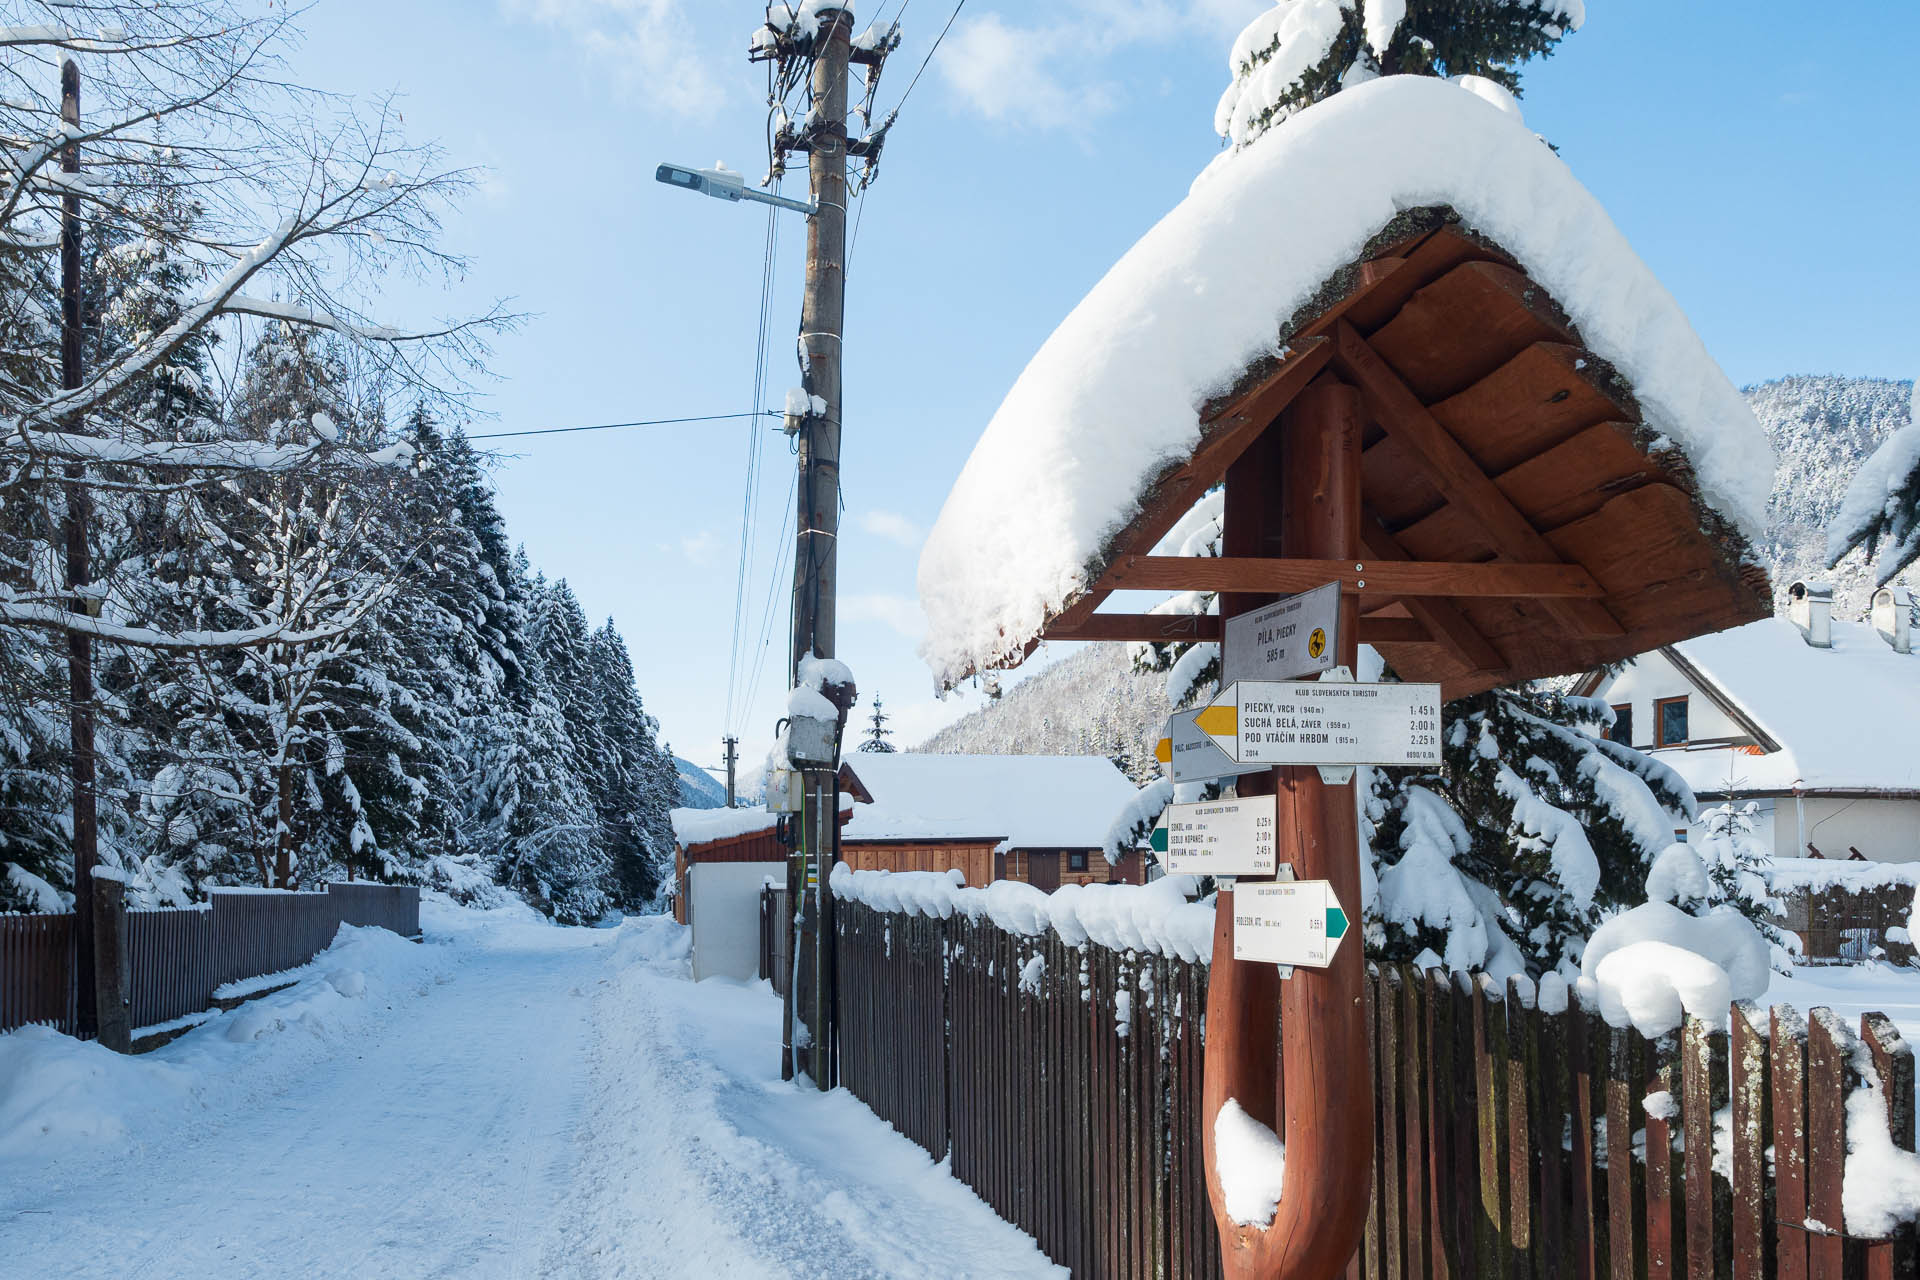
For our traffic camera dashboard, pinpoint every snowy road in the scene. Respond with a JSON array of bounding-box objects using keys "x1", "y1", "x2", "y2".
[{"x1": 1, "y1": 902, "x2": 1060, "y2": 1279}]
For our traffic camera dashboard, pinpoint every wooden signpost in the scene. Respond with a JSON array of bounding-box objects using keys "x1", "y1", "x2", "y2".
[{"x1": 961, "y1": 218, "x2": 1773, "y2": 1278}]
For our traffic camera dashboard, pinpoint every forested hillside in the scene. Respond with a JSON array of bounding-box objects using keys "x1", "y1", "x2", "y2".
[
  {"x1": 1749, "y1": 375, "x2": 1916, "y2": 616},
  {"x1": 923, "y1": 377, "x2": 1916, "y2": 765},
  {"x1": 0, "y1": 12, "x2": 678, "y2": 924}
]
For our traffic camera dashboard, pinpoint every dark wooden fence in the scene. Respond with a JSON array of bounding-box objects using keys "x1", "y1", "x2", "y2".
[
  {"x1": 2, "y1": 882, "x2": 421, "y2": 1037},
  {"x1": 830, "y1": 896, "x2": 1920, "y2": 1280},
  {"x1": 0, "y1": 912, "x2": 76, "y2": 1034},
  {"x1": 759, "y1": 885, "x2": 792, "y2": 999},
  {"x1": 1775, "y1": 880, "x2": 1918, "y2": 965}
]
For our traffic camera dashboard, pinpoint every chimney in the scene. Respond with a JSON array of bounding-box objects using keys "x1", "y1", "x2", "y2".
[
  {"x1": 1872, "y1": 586, "x2": 1914, "y2": 654},
  {"x1": 1787, "y1": 581, "x2": 1833, "y2": 648}
]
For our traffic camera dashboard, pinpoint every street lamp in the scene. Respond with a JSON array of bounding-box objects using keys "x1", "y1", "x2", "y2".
[{"x1": 654, "y1": 162, "x2": 817, "y2": 216}]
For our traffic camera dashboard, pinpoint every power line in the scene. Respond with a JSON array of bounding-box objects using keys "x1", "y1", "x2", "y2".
[
  {"x1": 889, "y1": 0, "x2": 966, "y2": 121},
  {"x1": 467, "y1": 412, "x2": 779, "y2": 441},
  {"x1": 727, "y1": 198, "x2": 785, "y2": 732}
]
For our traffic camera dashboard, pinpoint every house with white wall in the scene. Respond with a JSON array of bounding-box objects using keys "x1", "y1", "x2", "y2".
[{"x1": 1579, "y1": 583, "x2": 1920, "y2": 863}]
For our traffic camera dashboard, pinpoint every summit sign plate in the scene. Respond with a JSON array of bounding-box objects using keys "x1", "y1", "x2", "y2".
[
  {"x1": 1222, "y1": 583, "x2": 1340, "y2": 685},
  {"x1": 1195, "y1": 680, "x2": 1443, "y2": 767}
]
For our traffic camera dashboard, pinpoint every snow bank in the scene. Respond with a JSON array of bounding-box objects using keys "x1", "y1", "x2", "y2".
[
  {"x1": 0, "y1": 921, "x2": 445, "y2": 1160},
  {"x1": 1214, "y1": 1098, "x2": 1287, "y2": 1226},
  {"x1": 918, "y1": 74, "x2": 1771, "y2": 685},
  {"x1": 829, "y1": 862, "x2": 1216, "y2": 963}
]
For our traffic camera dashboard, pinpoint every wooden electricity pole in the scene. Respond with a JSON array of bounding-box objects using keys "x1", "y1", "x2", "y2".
[
  {"x1": 783, "y1": 7, "x2": 853, "y2": 1090},
  {"x1": 1204, "y1": 375, "x2": 1375, "y2": 1278},
  {"x1": 722, "y1": 735, "x2": 739, "y2": 807},
  {"x1": 59, "y1": 59, "x2": 102, "y2": 1042}
]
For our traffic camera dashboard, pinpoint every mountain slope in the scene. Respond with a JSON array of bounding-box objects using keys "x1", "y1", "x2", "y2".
[
  {"x1": 674, "y1": 756, "x2": 729, "y2": 810},
  {"x1": 1750, "y1": 375, "x2": 1915, "y2": 616},
  {"x1": 920, "y1": 376, "x2": 1916, "y2": 761}
]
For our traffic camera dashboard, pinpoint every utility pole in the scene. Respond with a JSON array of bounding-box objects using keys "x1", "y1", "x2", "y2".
[
  {"x1": 788, "y1": 6, "x2": 852, "y2": 1092},
  {"x1": 721, "y1": 3, "x2": 897, "y2": 1088},
  {"x1": 722, "y1": 735, "x2": 739, "y2": 807},
  {"x1": 59, "y1": 60, "x2": 100, "y2": 1042}
]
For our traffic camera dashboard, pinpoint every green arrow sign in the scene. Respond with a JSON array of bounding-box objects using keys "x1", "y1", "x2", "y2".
[
  {"x1": 1150, "y1": 820, "x2": 1168, "y2": 855},
  {"x1": 1326, "y1": 904, "x2": 1349, "y2": 941}
]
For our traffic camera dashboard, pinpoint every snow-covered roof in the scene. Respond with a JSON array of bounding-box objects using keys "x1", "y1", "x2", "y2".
[
  {"x1": 917, "y1": 76, "x2": 1773, "y2": 689},
  {"x1": 839, "y1": 753, "x2": 1142, "y2": 851},
  {"x1": 670, "y1": 806, "x2": 779, "y2": 847},
  {"x1": 1652, "y1": 619, "x2": 1920, "y2": 795}
]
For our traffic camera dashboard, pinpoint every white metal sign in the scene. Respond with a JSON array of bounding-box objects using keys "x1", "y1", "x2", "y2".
[
  {"x1": 1232, "y1": 880, "x2": 1351, "y2": 969},
  {"x1": 1157, "y1": 796, "x2": 1277, "y2": 876},
  {"x1": 1154, "y1": 709, "x2": 1267, "y2": 785},
  {"x1": 1196, "y1": 680, "x2": 1443, "y2": 767},
  {"x1": 1222, "y1": 583, "x2": 1340, "y2": 685}
]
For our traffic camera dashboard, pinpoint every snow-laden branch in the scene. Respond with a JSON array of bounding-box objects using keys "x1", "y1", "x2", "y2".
[
  {"x1": 0, "y1": 599, "x2": 375, "y2": 652},
  {"x1": 0, "y1": 425, "x2": 414, "y2": 470}
]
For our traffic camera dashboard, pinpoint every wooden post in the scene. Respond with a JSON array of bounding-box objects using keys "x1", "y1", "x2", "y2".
[
  {"x1": 1204, "y1": 375, "x2": 1376, "y2": 1278},
  {"x1": 91, "y1": 873, "x2": 131, "y2": 1053},
  {"x1": 59, "y1": 58, "x2": 102, "y2": 1041}
]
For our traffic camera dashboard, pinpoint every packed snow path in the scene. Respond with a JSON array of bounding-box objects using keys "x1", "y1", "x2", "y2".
[{"x1": 1, "y1": 901, "x2": 1061, "y2": 1279}]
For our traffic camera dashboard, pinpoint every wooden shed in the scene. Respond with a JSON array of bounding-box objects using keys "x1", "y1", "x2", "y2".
[{"x1": 837, "y1": 753, "x2": 1147, "y2": 889}]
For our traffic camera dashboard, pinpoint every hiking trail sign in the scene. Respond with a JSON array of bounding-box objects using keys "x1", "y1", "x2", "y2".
[
  {"x1": 1154, "y1": 709, "x2": 1267, "y2": 785},
  {"x1": 1150, "y1": 795, "x2": 1276, "y2": 876},
  {"x1": 1232, "y1": 879, "x2": 1351, "y2": 969},
  {"x1": 1194, "y1": 680, "x2": 1443, "y2": 767},
  {"x1": 1221, "y1": 583, "x2": 1340, "y2": 685}
]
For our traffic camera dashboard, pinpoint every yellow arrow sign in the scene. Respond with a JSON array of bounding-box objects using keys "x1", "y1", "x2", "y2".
[
  {"x1": 1194, "y1": 702, "x2": 1237, "y2": 738},
  {"x1": 1155, "y1": 736, "x2": 1173, "y2": 764}
]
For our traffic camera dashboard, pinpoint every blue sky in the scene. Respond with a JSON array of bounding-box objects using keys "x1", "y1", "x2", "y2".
[{"x1": 285, "y1": 1, "x2": 1920, "y2": 780}]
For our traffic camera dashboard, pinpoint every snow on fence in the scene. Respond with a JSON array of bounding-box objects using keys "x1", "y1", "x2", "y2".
[
  {"x1": 1768, "y1": 860, "x2": 1920, "y2": 965},
  {"x1": 820, "y1": 885, "x2": 1920, "y2": 1279},
  {"x1": 0, "y1": 883, "x2": 421, "y2": 1038}
]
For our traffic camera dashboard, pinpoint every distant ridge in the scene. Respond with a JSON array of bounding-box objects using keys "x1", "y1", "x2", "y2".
[{"x1": 674, "y1": 756, "x2": 728, "y2": 810}]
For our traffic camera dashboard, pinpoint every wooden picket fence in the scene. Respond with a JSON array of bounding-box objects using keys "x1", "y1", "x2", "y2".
[
  {"x1": 829, "y1": 896, "x2": 1919, "y2": 1280},
  {"x1": 1, "y1": 883, "x2": 421, "y2": 1037}
]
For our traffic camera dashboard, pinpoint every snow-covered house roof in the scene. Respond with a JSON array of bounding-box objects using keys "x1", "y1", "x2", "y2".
[
  {"x1": 669, "y1": 797, "x2": 853, "y2": 851},
  {"x1": 1639, "y1": 618, "x2": 1920, "y2": 797},
  {"x1": 917, "y1": 76, "x2": 1772, "y2": 698},
  {"x1": 837, "y1": 753, "x2": 1142, "y2": 851}
]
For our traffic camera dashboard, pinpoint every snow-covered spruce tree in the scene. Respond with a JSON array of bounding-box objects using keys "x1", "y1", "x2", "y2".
[
  {"x1": 858, "y1": 693, "x2": 896, "y2": 753},
  {"x1": 492, "y1": 560, "x2": 608, "y2": 923},
  {"x1": 1368, "y1": 688, "x2": 1694, "y2": 978},
  {"x1": 584, "y1": 621, "x2": 677, "y2": 911},
  {"x1": 1215, "y1": 0, "x2": 1583, "y2": 150},
  {"x1": 1828, "y1": 380, "x2": 1920, "y2": 588},
  {"x1": 0, "y1": 5, "x2": 506, "y2": 901}
]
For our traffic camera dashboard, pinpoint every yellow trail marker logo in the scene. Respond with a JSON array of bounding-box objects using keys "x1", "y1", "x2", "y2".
[
  {"x1": 1307, "y1": 627, "x2": 1327, "y2": 660},
  {"x1": 1194, "y1": 703, "x2": 1238, "y2": 738},
  {"x1": 1155, "y1": 736, "x2": 1173, "y2": 764}
]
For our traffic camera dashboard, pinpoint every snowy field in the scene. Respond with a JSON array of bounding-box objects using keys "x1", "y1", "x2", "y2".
[{"x1": 0, "y1": 898, "x2": 1061, "y2": 1279}]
